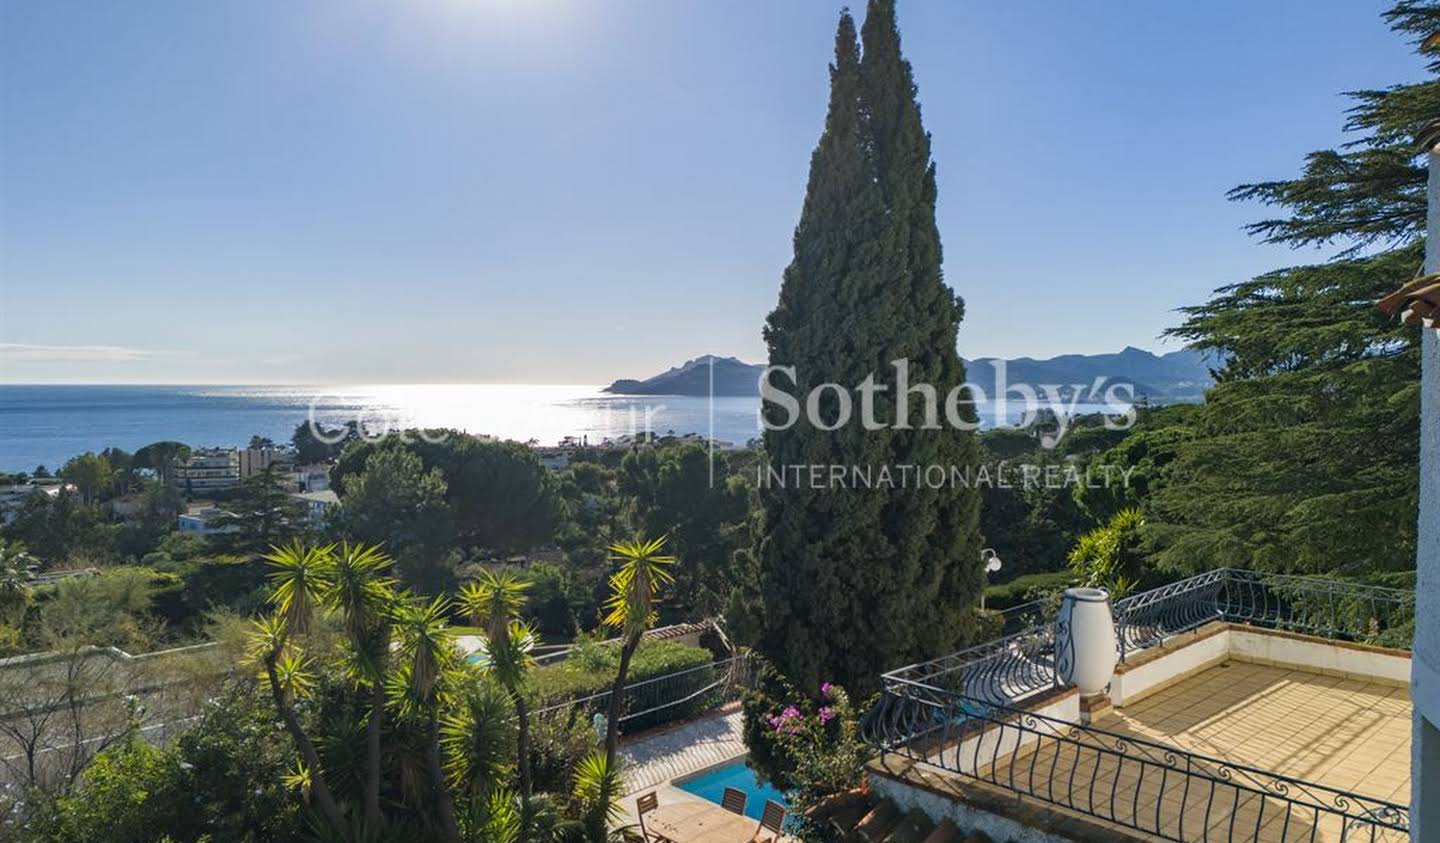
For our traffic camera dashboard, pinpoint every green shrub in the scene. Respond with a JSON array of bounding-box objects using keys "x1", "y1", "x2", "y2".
[
  {"x1": 44, "y1": 737, "x2": 187, "y2": 843},
  {"x1": 522, "y1": 639, "x2": 714, "y2": 733},
  {"x1": 983, "y1": 570, "x2": 1072, "y2": 612},
  {"x1": 524, "y1": 639, "x2": 711, "y2": 704}
]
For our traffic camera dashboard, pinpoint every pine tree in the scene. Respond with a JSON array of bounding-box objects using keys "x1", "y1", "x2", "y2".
[
  {"x1": 755, "y1": 2, "x2": 983, "y2": 694},
  {"x1": 1115, "y1": 1, "x2": 1438, "y2": 579}
]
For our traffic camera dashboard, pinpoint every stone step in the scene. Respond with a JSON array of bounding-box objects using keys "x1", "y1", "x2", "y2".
[
  {"x1": 854, "y1": 799, "x2": 902, "y2": 842},
  {"x1": 919, "y1": 820, "x2": 965, "y2": 843},
  {"x1": 883, "y1": 809, "x2": 934, "y2": 843}
]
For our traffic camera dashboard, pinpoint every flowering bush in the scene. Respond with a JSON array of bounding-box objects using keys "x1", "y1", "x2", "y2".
[{"x1": 741, "y1": 663, "x2": 871, "y2": 800}]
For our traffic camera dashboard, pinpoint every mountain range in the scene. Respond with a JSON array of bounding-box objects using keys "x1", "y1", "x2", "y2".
[{"x1": 603, "y1": 348, "x2": 1217, "y2": 401}]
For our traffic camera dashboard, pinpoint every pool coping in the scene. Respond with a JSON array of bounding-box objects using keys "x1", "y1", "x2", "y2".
[{"x1": 669, "y1": 751, "x2": 752, "y2": 788}]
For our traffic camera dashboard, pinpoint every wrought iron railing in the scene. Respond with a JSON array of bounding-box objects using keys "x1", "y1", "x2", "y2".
[
  {"x1": 1114, "y1": 569, "x2": 1414, "y2": 662},
  {"x1": 864, "y1": 686, "x2": 1409, "y2": 842},
  {"x1": 865, "y1": 570, "x2": 1415, "y2": 842},
  {"x1": 531, "y1": 653, "x2": 757, "y2": 735},
  {"x1": 882, "y1": 623, "x2": 1064, "y2": 708}
]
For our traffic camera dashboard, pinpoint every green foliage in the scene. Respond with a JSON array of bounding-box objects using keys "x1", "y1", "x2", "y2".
[
  {"x1": 1135, "y1": 3, "x2": 1434, "y2": 578},
  {"x1": 332, "y1": 432, "x2": 559, "y2": 554},
  {"x1": 338, "y1": 446, "x2": 455, "y2": 593},
  {"x1": 442, "y1": 678, "x2": 519, "y2": 794},
  {"x1": 521, "y1": 562, "x2": 595, "y2": 638},
  {"x1": 976, "y1": 435, "x2": 1092, "y2": 580},
  {"x1": 524, "y1": 712, "x2": 597, "y2": 796},
  {"x1": 741, "y1": 663, "x2": 870, "y2": 827},
  {"x1": 27, "y1": 684, "x2": 304, "y2": 843},
  {"x1": 212, "y1": 465, "x2": 306, "y2": 554},
  {"x1": 602, "y1": 537, "x2": 675, "y2": 638},
  {"x1": 755, "y1": 1, "x2": 984, "y2": 694},
  {"x1": 42, "y1": 737, "x2": 185, "y2": 843},
  {"x1": 4, "y1": 488, "x2": 116, "y2": 565},
  {"x1": 619, "y1": 444, "x2": 751, "y2": 620},
  {"x1": 571, "y1": 751, "x2": 624, "y2": 843},
  {"x1": 148, "y1": 555, "x2": 269, "y2": 630},
  {"x1": 983, "y1": 570, "x2": 1074, "y2": 612},
  {"x1": 552, "y1": 459, "x2": 625, "y2": 569},
  {"x1": 28, "y1": 567, "x2": 162, "y2": 650},
  {"x1": 0, "y1": 538, "x2": 34, "y2": 626},
  {"x1": 60, "y1": 452, "x2": 116, "y2": 504},
  {"x1": 1067, "y1": 508, "x2": 1146, "y2": 600},
  {"x1": 1154, "y1": 251, "x2": 1422, "y2": 576},
  {"x1": 522, "y1": 639, "x2": 712, "y2": 707},
  {"x1": 132, "y1": 441, "x2": 190, "y2": 484},
  {"x1": 291, "y1": 420, "x2": 358, "y2": 465}
]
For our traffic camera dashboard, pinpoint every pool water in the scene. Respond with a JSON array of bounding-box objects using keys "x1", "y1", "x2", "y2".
[{"x1": 674, "y1": 759, "x2": 788, "y2": 821}]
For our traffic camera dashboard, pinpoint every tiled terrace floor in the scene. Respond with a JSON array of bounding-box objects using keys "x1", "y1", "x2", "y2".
[
  {"x1": 1102, "y1": 661, "x2": 1411, "y2": 804},
  {"x1": 976, "y1": 662, "x2": 1411, "y2": 843}
]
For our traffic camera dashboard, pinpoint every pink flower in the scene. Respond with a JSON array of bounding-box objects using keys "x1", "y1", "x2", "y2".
[
  {"x1": 820, "y1": 682, "x2": 835, "y2": 698},
  {"x1": 818, "y1": 706, "x2": 835, "y2": 724},
  {"x1": 781, "y1": 705, "x2": 802, "y2": 719}
]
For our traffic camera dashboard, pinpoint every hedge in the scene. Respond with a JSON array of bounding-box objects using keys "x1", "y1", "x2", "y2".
[{"x1": 522, "y1": 638, "x2": 715, "y2": 734}]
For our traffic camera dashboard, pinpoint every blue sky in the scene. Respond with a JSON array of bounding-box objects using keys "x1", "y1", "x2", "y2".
[{"x1": 0, "y1": 0, "x2": 1422, "y2": 384}]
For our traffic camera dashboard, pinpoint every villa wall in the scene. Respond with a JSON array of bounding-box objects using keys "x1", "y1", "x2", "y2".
[
  {"x1": 1109, "y1": 624, "x2": 1411, "y2": 709},
  {"x1": 1412, "y1": 149, "x2": 1440, "y2": 843}
]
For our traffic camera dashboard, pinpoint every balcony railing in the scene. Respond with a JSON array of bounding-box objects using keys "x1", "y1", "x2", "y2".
[
  {"x1": 1113, "y1": 568, "x2": 1414, "y2": 661},
  {"x1": 864, "y1": 689, "x2": 1409, "y2": 843},
  {"x1": 864, "y1": 569, "x2": 1415, "y2": 843}
]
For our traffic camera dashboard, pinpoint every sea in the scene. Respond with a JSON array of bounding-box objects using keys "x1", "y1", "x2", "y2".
[{"x1": 0, "y1": 384, "x2": 1123, "y2": 473}]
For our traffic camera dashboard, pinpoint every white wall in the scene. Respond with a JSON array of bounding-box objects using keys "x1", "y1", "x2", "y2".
[
  {"x1": 1412, "y1": 148, "x2": 1440, "y2": 843},
  {"x1": 1108, "y1": 627, "x2": 1410, "y2": 710},
  {"x1": 1110, "y1": 629, "x2": 1229, "y2": 706}
]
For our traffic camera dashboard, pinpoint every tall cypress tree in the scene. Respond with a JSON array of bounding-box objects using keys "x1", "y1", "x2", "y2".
[
  {"x1": 755, "y1": 1, "x2": 983, "y2": 694},
  {"x1": 858, "y1": 0, "x2": 985, "y2": 667}
]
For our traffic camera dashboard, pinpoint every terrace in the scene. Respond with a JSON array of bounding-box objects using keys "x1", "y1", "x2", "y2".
[{"x1": 863, "y1": 569, "x2": 1415, "y2": 843}]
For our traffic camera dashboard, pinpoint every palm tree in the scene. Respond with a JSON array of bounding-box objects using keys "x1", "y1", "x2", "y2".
[
  {"x1": 267, "y1": 540, "x2": 333, "y2": 636},
  {"x1": 249, "y1": 612, "x2": 347, "y2": 835},
  {"x1": 441, "y1": 679, "x2": 517, "y2": 796},
  {"x1": 480, "y1": 619, "x2": 539, "y2": 802},
  {"x1": 322, "y1": 543, "x2": 396, "y2": 838},
  {"x1": 601, "y1": 537, "x2": 676, "y2": 768},
  {"x1": 458, "y1": 571, "x2": 537, "y2": 799},
  {"x1": 389, "y1": 595, "x2": 462, "y2": 843},
  {"x1": 458, "y1": 570, "x2": 530, "y2": 642},
  {"x1": 572, "y1": 750, "x2": 625, "y2": 843}
]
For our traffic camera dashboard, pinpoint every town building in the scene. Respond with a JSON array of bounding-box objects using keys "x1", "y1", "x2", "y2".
[
  {"x1": 290, "y1": 489, "x2": 338, "y2": 525},
  {"x1": 176, "y1": 503, "x2": 236, "y2": 536},
  {"x1": 293, "y1": 464, "x2": 331, "y2": 493},
  {"x1": 238, "y1": 447, "x2": 293, "y2": 480},
  {"x1": 172, "y1": 448, "x2": 240, "y2": 495}
]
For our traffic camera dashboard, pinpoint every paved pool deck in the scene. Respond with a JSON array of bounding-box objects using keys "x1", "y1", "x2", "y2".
[{"x1": 621, "y1": 704, "x2": 747, "y2": 794}]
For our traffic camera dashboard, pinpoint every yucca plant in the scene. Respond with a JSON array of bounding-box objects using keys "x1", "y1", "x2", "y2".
[
  {"x1": 601, "y1": 537, "x2": 676, "y2": 767},
  {"x1": 323, "y1": 542, "x2": 397, "y2": 835},
  {"x1": 265, "y1": 541, "x2": 334, "y2": 636},
  {"x1": 480, "y1": 619, "x2": 540, "y2": 800},
  {"x1": 248, "y1": 612, "x2": 346, "y2": 835},
  {"x1": 458, "y1": 570, "x2": 531, "y2": 642},
  {"x1": 441, "y1": 679, "x2": 518, "y2": 796},
  {"x1": 572, "y1": 751, "x2": 625, "y2": 843},
  {"x1": 459, "y1": 570, "x2": 540, "y2": 801},
  {"x1": 389, "y1": 595, "x2": 462, "y2": 843}
]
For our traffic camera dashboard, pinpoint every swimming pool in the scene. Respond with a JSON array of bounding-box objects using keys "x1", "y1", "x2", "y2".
[{"x1": 674, "y1": 758, "x2": 788, "y2": 821}]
